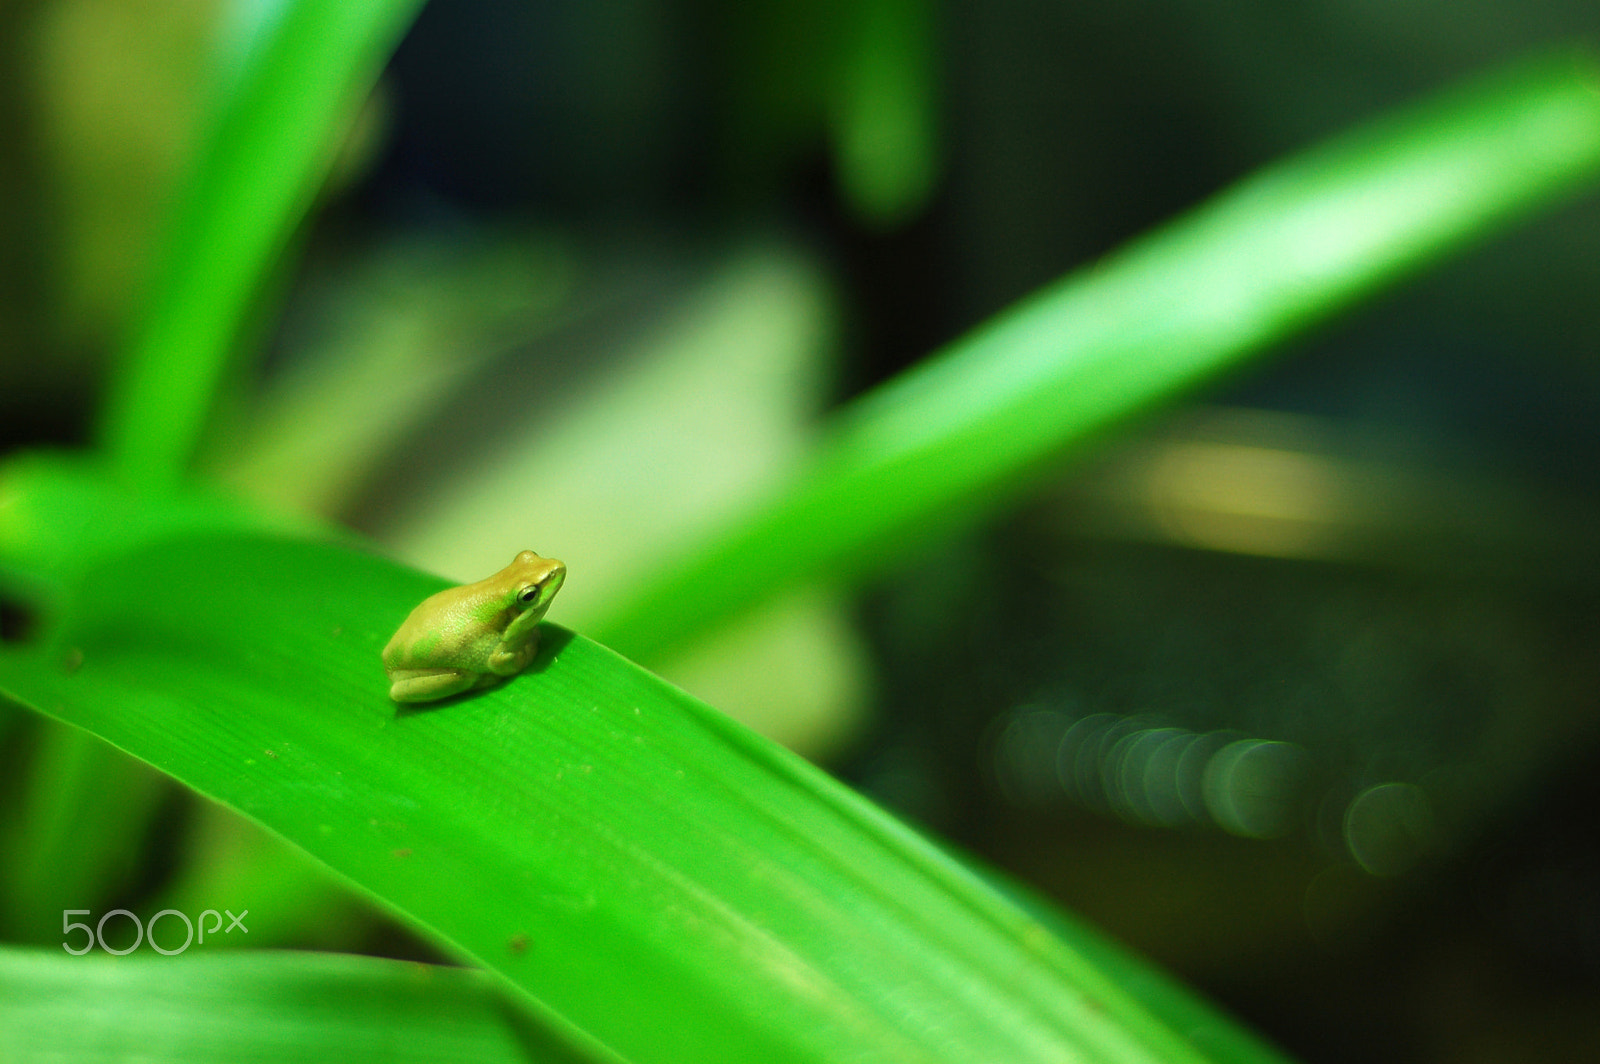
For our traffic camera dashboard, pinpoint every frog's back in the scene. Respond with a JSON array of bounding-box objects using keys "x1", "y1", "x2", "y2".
[{"x1": 383, "y1": 582, "x2": 502, "y2": 667}]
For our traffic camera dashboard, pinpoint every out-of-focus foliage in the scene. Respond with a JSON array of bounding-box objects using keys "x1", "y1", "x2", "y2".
[{"x1": 3, "y1": 1, "x2": 1600, "y2": 1061}]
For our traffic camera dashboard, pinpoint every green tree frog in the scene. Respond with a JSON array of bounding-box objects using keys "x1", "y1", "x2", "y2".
[{"x1": 382, "y1": 550, "x2": 566, "y2": 703}]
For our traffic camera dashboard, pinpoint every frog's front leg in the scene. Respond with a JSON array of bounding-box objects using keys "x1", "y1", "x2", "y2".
[
  {"x1": 387, "y1": 668, "x2": 485, "y2": 704},
  {"x1": 486, "y1": 637, "x2": 539, "y2": 676}
]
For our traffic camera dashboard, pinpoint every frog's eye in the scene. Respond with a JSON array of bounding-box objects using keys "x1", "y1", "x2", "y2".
[{"x1": 517, "y1": 586, "x2": 541, "y2": 605}]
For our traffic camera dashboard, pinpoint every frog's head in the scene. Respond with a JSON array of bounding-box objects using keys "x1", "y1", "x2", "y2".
[{"x1": 502, "y1": 550, "x2": 566, "y2": 639}]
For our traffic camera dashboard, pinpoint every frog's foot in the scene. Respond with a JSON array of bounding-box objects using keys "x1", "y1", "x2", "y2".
[
  {"x1": 486, "y1": 638, "x2": 539, "y2": 677},
  {"x1": 387, "y1": 668, "x2": 484, "y2": 703}
]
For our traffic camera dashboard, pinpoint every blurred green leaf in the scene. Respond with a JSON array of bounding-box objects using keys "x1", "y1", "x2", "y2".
[
  {"x1": 0, "y1": 531, "x2": 1255, "y2": 1064},
  {"x1": 207, "y1": 231, "x2": 576, "y2": 516},
  {"x1": 147, "y1": 801, "x2": 378, "y2": 953},
  {"x1": 0, "y1": 451, "x2": 328, "y2": 587},
  {"x1": 99, "y1": 0, "x2": 426, "y2": 489},
  {"x1": 832, "y1": 0, "x2": 939, "y2": 226},
  {"x1": 592, "y1": 49, "x2": 1600, "y2": 663},
  {"x1": 0, "y1": 722, "x2": 167, "y2": 944},
  {"x1": 0, "y1": 946, "x2": 575, "y2": 1064}
]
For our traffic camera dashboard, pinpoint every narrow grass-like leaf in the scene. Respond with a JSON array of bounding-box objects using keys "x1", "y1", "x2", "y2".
[
  {"x1": 0, "y1": 722, "x2": 168, "y2": 944},
  {"x1": 99, "y1": 0, "x2": 426, "y2": 488},
  {"x1": 0, "y1": 946, "x2": 574, "y2": 1063},
  {"x1": 0, "y1": 450, "x2": 333, "y2": 588},
  {"x1": 592, "y1": 49, "x2": 1600, "y2": 663},
  {"x1": 832, "y1": 0, "x2": 939, "y2": 226},
  {"x1": 0, "y1": 531, "x2": 1258, "y2": 1064},
  {"x1": 147, "y1": 801, "x2": 381, "y2": 952}
]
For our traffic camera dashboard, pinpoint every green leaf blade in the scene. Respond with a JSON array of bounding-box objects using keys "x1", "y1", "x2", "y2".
[
  {"x1": 100, "y1": 0, "x2": 427, "y2": 488},
  {"x1": 592, "y1": 49, "x2": 1600, "y2": 663},
  {"x1": 0, "y1": 532, "x2": 1226, "y2": 1064},
  {"x1": 0, "y1": 946, "x2": 570, "y2": 1064}
]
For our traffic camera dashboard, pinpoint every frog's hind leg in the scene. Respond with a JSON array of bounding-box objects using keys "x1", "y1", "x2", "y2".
[{"x1": 388, "y1": 668, "x2": 483, "y2": 703}]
